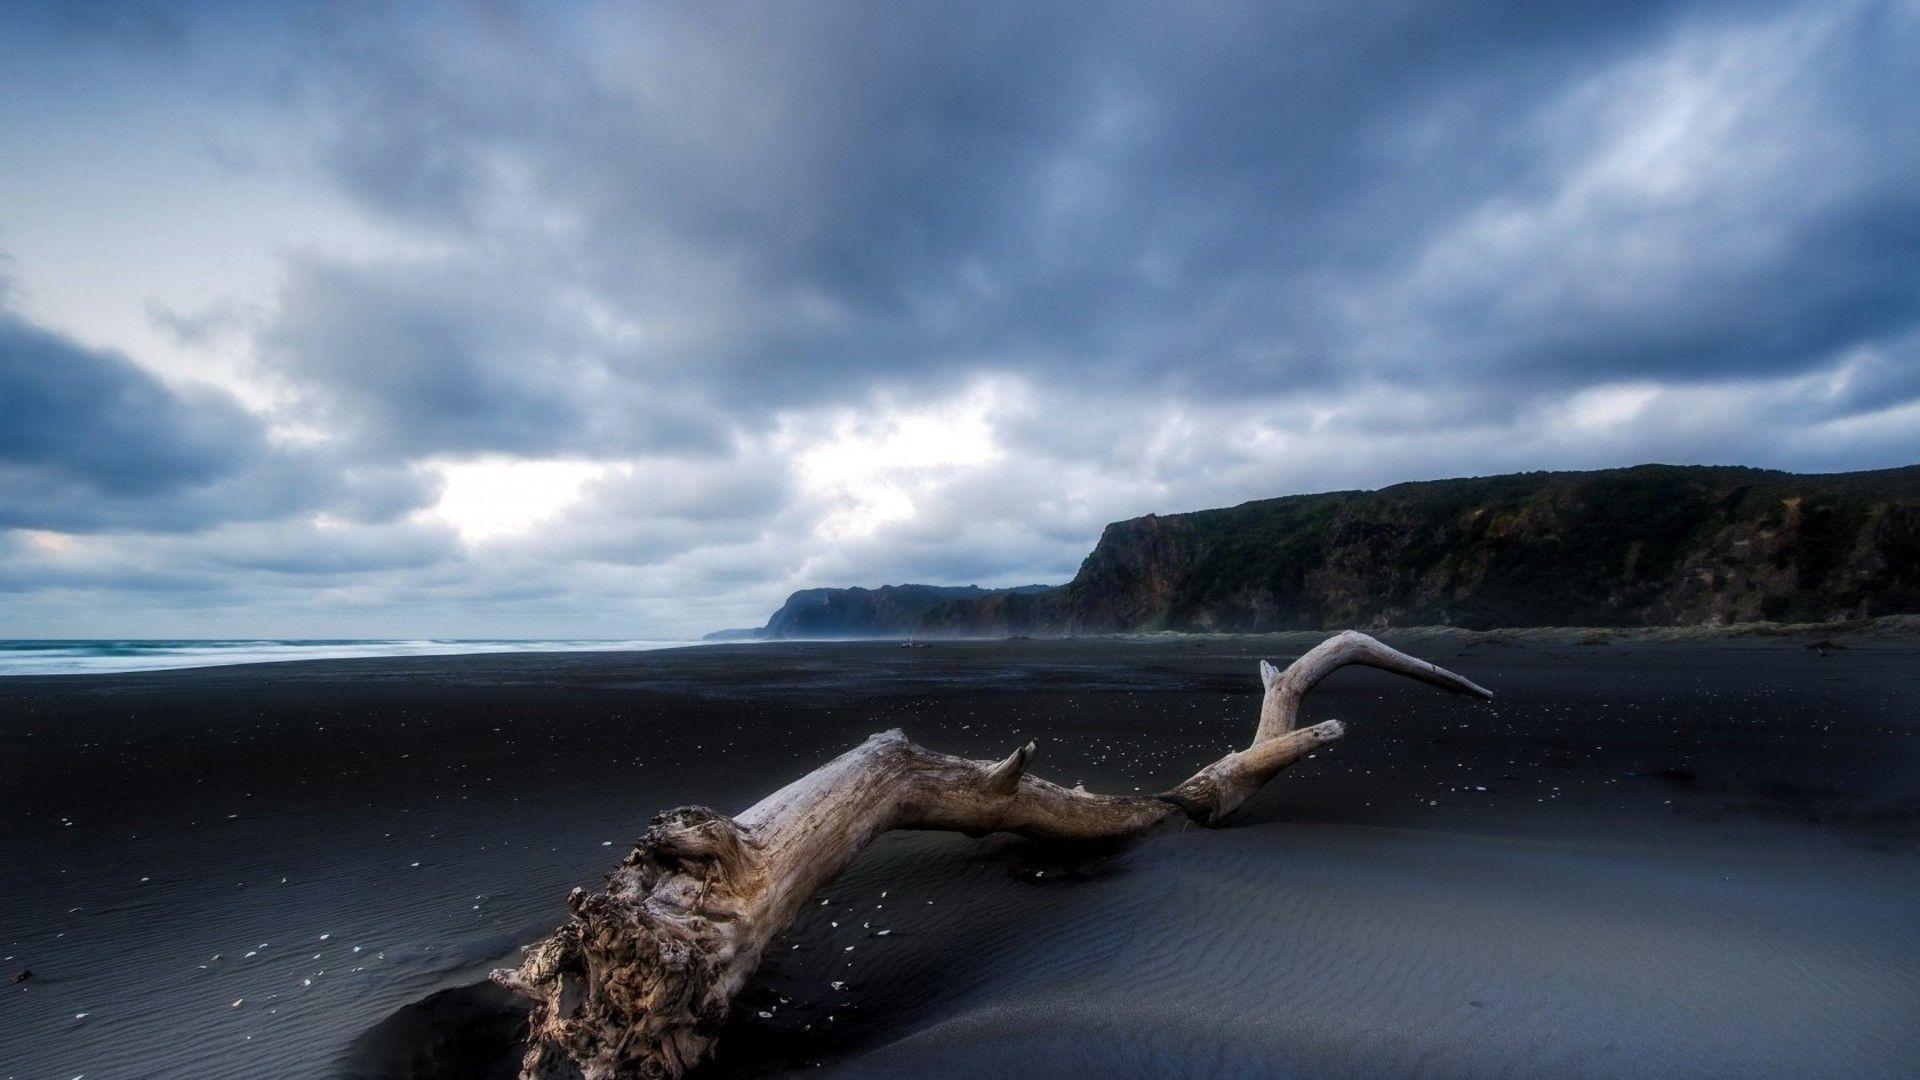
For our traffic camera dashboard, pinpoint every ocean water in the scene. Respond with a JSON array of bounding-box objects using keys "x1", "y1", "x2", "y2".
[{"x1": 0, "y1": 638, "x2": 707, "y2": 676}]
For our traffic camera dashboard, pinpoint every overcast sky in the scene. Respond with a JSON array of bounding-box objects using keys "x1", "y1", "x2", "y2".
[{"x1": 2, "y1": 0, "x2": 1917, "y2": 638}]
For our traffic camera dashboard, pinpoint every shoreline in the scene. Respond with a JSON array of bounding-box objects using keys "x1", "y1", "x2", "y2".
[
  {"x1": 0, "y1": 637, "x2": 707, "y2": 679},
  {"x1": 6, "y1": 614, "x2": 1916, "y2": 680}
]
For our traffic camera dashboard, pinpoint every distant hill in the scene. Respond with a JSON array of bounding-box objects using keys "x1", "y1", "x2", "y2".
[
  {"x1": 717, "y1": 583, "x2": 1053, "y2": 640},
  {"x1": 720, "y1": 464, "x2": 1920, "y2": 638}
]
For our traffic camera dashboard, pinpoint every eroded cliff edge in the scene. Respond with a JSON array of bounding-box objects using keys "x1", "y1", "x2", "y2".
[{"x1": 726, "y1": 464, "x2": 1920, "y2": 638}]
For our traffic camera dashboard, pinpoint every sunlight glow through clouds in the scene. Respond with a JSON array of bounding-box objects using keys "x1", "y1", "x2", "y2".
[
  {"x1": 19, "y1": 529, "x2": 75, "y2": 553},
  {"x1": 423, "y1": 457, "x2": 614, "y2": 544},
  {"x1": 791, "y1": 380, "x2": 1011, "y2": 541},
  {"x1": 1562, "y1": 383, "x2": 1663, "y2": 430}
]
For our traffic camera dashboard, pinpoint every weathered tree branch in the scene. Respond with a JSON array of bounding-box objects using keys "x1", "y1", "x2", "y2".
[
  {"x1": 1255, "y1": 629, "x2": 1494, "y2": 742},
  {"x1": 493, "y1": 631, "x2": 1492, "y2": 1078}
]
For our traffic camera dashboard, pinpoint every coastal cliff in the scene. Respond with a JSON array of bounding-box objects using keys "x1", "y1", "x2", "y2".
[{"x1": 727, "y1": 464, "x2": 1920, "y2": 638}]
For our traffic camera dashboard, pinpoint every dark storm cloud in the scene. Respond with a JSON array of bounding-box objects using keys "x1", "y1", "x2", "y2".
[
  {"x1": 271, "y1": 258, "x2": 604, "y2": 456},
  {"x1": 0, "y1": 298, "x2": 435, "y2": 533},
  {"x1": 269, "y1": 0, "x2": 1920, "y2": 435},
  {"x1": 0, "y1": 307, "x2": 304, "y2": 532},
  {"x1": 30, "y1": 0, "x2": 188, "y2": 54},
  {"x1": 266, "y1": 251, "x2": 730, "y2": 457},
  {"x1": 1, "y1": 313, "x2": 258, "y2": 495}
]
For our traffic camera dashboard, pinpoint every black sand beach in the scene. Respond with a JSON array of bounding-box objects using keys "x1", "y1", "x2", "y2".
[{"x1": 3, "y1": 636, "x2": 1917, "y2": 1079}]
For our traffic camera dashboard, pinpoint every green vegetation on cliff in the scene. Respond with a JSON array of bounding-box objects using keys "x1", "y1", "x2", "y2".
[
  {"x1": 1045, "y1": 464, "x2": 1920, "y2": 632},
  {"x1": 742, "y1": 464, "x2": 1920, "y2": 637}
]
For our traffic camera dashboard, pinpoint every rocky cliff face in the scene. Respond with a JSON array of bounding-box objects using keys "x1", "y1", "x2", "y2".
[
  {"x1": 1033, "y1": 464, "x2": 1920, "y2": 632},
  {"x1": 728, "y1": 465, "x2": 1920, "y2": 638}
]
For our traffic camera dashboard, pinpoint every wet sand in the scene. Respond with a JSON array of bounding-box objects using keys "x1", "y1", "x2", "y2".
[{"x1": 2, "y1": 636, "x2": 1916, "y2": 1079}]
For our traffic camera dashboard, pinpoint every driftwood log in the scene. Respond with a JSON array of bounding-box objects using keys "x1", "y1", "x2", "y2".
[{"x1": 493, "y1": 631, "x2": 1493, "y2": 1078}]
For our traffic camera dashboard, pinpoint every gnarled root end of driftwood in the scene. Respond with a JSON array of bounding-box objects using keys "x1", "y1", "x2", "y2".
[
  {"x1": 494, "y1": 631, "x2": 1490, "y2": 1079},
  {"x1": 496, "y1": 902, "x2": 732, "y2": 1080},
  {"x1": 492, "y1": 807, "x2": 763, "y2": 1079}
]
